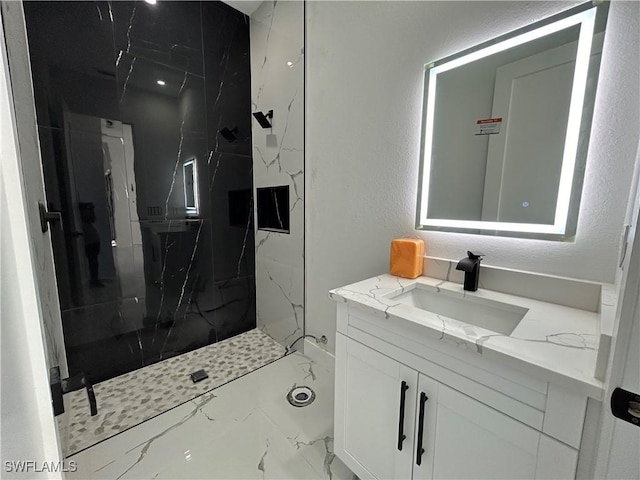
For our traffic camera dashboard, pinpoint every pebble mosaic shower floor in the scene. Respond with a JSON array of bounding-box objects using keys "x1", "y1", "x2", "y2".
[{"x1": 60, "y1": 329, "x2": 286, "y2": 456}]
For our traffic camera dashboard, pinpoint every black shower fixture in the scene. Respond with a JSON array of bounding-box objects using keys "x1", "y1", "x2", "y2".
[
  {"x1": 252, "y1": 109, "x2": 273, "y2": 129},
  {"x1": 219, "y1": 126, "x2": 238, "y2": 142}
]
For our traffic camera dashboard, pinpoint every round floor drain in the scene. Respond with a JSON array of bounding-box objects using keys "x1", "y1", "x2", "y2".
[{"x1": 287, "y1": 386, "x2": 315, "y2": 407}]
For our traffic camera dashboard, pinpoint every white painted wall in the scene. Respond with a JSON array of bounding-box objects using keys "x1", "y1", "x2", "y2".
[
  {"x1": 589, "y1": 139, "x2": 640, "y2": 479},
  {"x1": 1, "y1": 0, "x2": 68, "y2": 377},
  {"x1": 1, "y1": 12, "x2": 63, "y2": 476},
  {"x1": 606, "y1": 304, "x2": 640, "y2": 480},
  {"x1": 306, "y1": 1, "x2": 640, "y2": 353},
  {"x1": 0, "y1": 176, "x2": 63, "y2": 480}
]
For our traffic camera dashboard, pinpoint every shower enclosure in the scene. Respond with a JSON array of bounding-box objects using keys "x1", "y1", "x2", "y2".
[
  {"x1": 4, "y1": 0, "x2": 305, "y2": 457},
  {"x1": 23, "y1": 0, "x2": 258, "y2": 384}
]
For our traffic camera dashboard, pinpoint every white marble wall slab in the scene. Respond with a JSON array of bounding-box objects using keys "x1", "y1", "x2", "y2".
[{"x1": 251, "y1": 1, "x2": 305, "y2": 348}]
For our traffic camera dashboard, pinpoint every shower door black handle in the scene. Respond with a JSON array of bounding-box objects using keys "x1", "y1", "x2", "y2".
[
  {"x1": 416, "y1": 392, "x2": 429, "y2": 466},
  {"x1": 397, "y1": 381, "x2": 409, "y2": 450}
]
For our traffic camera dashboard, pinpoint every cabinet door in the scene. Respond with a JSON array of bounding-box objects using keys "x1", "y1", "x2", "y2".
[
  {"x1": 335, "y1": 334, "x2": 418, "y2": 480},
  {"x1": 432, "y1": 385, "x2": 540, "y2": 479}
]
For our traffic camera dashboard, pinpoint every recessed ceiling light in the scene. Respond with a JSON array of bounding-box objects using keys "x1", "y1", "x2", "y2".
[
  {"x1": 157, "y1": 80, "x2": 166, "y2": 86},
  {"x1": 287, "y1": 61, "x2": 293, "y2": 67},
  {"x1": 145, "y1": 0, "x2": 157, "y2": 4}
]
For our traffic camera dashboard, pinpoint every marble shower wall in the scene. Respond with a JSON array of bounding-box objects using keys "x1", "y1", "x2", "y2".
[
  {"x1": 23, "y1": 1, "x2": 256, "y2": 384},
  {"x1": 250, "y1": 2, "x2": 305, "y2": 348}
]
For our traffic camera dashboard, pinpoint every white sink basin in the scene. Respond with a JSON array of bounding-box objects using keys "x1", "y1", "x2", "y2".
[{"x1": 388, "y1": 286, "x2": 528, "y2": 335}]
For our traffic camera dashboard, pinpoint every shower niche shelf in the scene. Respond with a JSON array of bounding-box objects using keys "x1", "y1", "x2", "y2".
[{"x1": 257, "y1": 185, "x2": 290, "y2": 233}]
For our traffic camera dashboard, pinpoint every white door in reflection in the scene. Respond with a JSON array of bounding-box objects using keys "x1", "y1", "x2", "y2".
[
  {"x1": 482, "y1": 42, "x2": 575, "y2": 224},
  {"x1": 482, "y1": 35, "x2": 603, "y2": 224}
]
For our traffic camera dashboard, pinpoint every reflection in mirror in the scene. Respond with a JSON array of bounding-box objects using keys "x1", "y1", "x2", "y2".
[
  {"x1": 416, "y1": 2, "x2": 608, "y2": 239},
  {"x1": 183, "y1": 158, "x2": 199, "y2": 216}
]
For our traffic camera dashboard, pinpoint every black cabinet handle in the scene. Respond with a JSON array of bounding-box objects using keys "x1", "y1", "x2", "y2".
[
  {"x1": 416, "y1": 392, "x2": 429, "y2": 466},
  {"x1": 397, "y1": 381, "x2": 409, "y2": 451}
]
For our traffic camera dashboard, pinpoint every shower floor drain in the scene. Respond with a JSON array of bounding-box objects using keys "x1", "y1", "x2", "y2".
[{"x1": 287, "y1": 386, "x2": 316, "y2": 408}]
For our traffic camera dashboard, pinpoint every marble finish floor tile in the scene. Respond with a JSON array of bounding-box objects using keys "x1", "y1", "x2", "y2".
[
  {"x1": 63, "y1": 329, "x2": 285, "y2": 456},
  {"x1": 67, "y1": 349, "x2": 354, "y2": 480}
]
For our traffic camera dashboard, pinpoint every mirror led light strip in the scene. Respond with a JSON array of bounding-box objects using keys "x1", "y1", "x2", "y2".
[{"x1": 419, "y1": 6, "x2": 597, "y2": 235}]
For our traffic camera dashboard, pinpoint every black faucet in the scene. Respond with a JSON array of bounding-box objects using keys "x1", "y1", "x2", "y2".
[{"x1": 456, "y1": 251, "x2": 485, "y2": 292}]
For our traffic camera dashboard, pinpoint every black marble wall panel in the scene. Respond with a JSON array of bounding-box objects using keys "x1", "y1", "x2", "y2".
[
  {"x1": 203, "y1": 2, "x2": 256, "y2": 347},
  {"x1": 203, "y1": 2, "x2": 253, "y2": 157},
  {"x1": 208, "y1": 155, "x2": 256, "y2": 278},
  {"x1": 116, "y1": 52, "x2": 207, "y2": 220},
  {"x1": 23, "y1": 1, "x2": 120, "y2": 130},
  {"x1": 24, "y1": 0, "x2": 255, "y2": 385},
  {"x1": 207, "y1": 154, "x2": 256, "y2": 332},
  {"x1": 111, "y1": 1, "x2": 204, "y2": 76}
]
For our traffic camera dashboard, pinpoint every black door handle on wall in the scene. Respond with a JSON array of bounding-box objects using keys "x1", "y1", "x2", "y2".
[
  {"x1": 416, "y1": 392, "x2": 429, "y2": 466},
  {"x1": 397, "y1": 381, "x2": 409, "y2": 451}
]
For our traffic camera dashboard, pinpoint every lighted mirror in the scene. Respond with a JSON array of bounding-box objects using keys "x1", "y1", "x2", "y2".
[
  {"x1": 416, "y1": 2, "x2": 608, "y2": 240},
  {"x1": 183, "y1": 158, "x2": 199, "y2": 216}
]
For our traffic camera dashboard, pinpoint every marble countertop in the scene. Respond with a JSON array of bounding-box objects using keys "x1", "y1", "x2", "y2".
[{"x1": 330, "y1": 274, "x2": 605, "y2": 399}]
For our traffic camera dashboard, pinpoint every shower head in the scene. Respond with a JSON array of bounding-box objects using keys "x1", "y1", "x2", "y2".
[
  {"x1": 252, "y1": 110, "x2": 273, "y2": 129},
  {"x1": 220, "y1": 127, "x2": 238, "y2": 142}
]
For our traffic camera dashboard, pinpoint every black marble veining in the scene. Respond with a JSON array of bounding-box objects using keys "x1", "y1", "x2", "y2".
[
  {"x1": 23, "y1": 1, "x2": 120, "y2": 130},
  {"x1": 203, "y1": 1, "x2": 253, "y2": 157},
  {"x1": 24, "y1": 0, "x2": 255, "y2": 384},
  {"x1": 111, "y1": 1, "x2": 204, "y2": 77}
]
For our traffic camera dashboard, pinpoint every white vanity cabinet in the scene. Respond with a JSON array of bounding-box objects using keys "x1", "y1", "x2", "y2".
[
  {"x1": 334, "y1": 302, "x2": 585, "y2": 480},
  {"x1": 427, "y1": 383, "x2": 541, "y2": 480},
  {"x1": 335, "y1": 335, "x2": 418, "y2": 480}
]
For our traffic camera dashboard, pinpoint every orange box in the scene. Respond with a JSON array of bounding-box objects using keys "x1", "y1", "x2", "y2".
[{"x1": 389, "y1": 238, "x2": 425, "y2": 279}]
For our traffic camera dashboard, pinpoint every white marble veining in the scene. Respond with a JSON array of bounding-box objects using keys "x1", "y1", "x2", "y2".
[
  {"x1": 423, "y1": 257, "x2": 618, "y2": 383},
  {"x1": 63, "y1": 329, "x2": 285, "y2": 457},
  {"x1": 330, "y1": 273, "x2": 607, "y2": 399},
  {"x1": 251, "y1": 0, "x2": 305, "y2": 349},
  {"x1": 67, "y1": 349, "x2": 354, "y2": 480}
]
